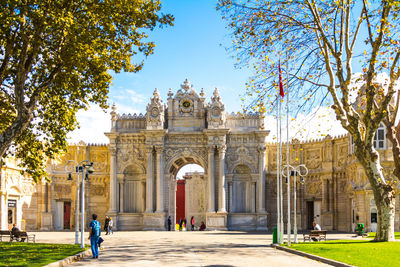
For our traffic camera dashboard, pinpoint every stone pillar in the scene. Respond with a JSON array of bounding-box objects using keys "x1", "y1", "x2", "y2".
[
  {"x1": 207, "y1": 146, "x2": 215, "y2": 212},
  {"x1": 119, "y1": 179, "x2": 124, "y2": 212},
  {"x1": 0, "y1": 169, "x2": 7, "y2": 230},
  {"x1": 109, "y1": 147, "x2": 118, "y2": 213},
  {"x1": 217, "y1": 145, "x2": 226, "y2": 213},
  {"x1": 252, "y1": 182, "x2": 257, "y2": 213},
  {"x1": 155, "y1": 146, "x2": 164, "y2": 212},
  {"x1": 0, "y1": 193, "x2": 6, "y2": 230},
  {"x1": 257, "y1": 145, "x2": 266, "y2": 213},
  {"x1": 228, "y1": 182, "x2": 233, "y2": 212},
  {"x1": 145, "y1": 147, "x2": 153, "y2": 213}
]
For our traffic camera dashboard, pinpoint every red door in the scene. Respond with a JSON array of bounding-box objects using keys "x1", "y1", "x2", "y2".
[
  {"x1": 64, "y1": 202, "x2": 71, "y2": 229},
  {"x1": 176, "y1": 180, "x2": 185, "y2": 224}
]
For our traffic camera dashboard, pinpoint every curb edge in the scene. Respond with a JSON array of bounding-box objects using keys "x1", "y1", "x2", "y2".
[
  {"x1": 44, "y1": 249, "x2": 92, "y2": 267},
  {"x1": 271, "y1": 244, "x2": 355, "y2": 267}
]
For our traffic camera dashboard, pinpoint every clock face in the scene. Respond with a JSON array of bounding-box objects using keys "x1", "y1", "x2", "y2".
[
  {"x1": 180, "y1": 99, "x2": 193, "y2": 113},
  {"x1": 212, "y1": 107, "x2": 220, "y2": 117},
  {"x1": 151, "y1": 107, "x2": 159, "y2": 117},
  {"x1": 182, "y1": 100, "x2": 191, "y2": 108}
]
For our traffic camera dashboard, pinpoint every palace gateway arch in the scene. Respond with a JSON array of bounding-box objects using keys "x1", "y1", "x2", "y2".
[{"x1": 105, "y1": 79, "x2": 269, "y2": 230}]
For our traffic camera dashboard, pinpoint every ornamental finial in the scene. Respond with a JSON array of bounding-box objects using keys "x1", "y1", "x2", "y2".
[{"x1": 181, "y1": 78, "x2": 192, "y2": 92}]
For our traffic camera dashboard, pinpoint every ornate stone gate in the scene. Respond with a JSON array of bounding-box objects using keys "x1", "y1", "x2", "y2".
[{"x1": 106, "y1": 79, "x2": 269, "y2": 230}]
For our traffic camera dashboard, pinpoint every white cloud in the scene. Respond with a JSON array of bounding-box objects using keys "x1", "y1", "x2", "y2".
[
  {"x1": 114, "y1": 103, "x2": 142, "y2": 115},
  {"x1": 67, "y1": 105, "x2": 111, "y2": 144},
  {"x1": 125, "y1": 89, "x2": 147, "y2": 104},
  {"x1": 265, "y1": 106, "x2": 347, "y2": 143}
]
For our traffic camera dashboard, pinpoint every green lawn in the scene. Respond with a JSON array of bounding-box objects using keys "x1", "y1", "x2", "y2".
[
  {"x1": 0, "y1": 242, "x2": 86, "y2": 267},
  {"x1": 284, "y1": 240, "x2": 400, "y2": 267},
  {"x1": 367, "y1": 232, "x2": 400, "y2": 239}
]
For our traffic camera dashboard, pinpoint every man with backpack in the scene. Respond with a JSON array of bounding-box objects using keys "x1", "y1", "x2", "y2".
[{"x1": 88, "y1": 214, "x2": 101, "y2": 258}]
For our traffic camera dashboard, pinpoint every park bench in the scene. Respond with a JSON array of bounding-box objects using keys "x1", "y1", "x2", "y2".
[
  {"x1": 303, "y1": 230, "x2": 327, "y2": 242},
  {"x1": 0, "y1": 230, "x2": 11, "y2": 242},
  {"x1": 10, "y1": 231, "x2": 36, "y2": 243}
]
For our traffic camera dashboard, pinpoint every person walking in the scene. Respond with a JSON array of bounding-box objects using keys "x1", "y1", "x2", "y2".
[
  {"x1": 179, "y1": 218, "x2": 183, "y2": 231},
  {"x1": 104, "y1": 216, "x2": 110, "y2": 235},
  {"x1": 108, "y1": 217, "x2": 113, "y2": 234},
  {"x1": 190, "y1": 216, "x2": 195, "y2": 231},
  {"x1": 167, "y1": 216, "x2": 172, "y2": 231},
  {"x1": 89, "y1": 214, "x2": 101, "y2": 259}
]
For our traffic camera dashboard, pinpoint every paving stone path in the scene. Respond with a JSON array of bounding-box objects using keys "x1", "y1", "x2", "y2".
[{"x1": 33, "y1": 231, "x2": 340, "y2": 266}]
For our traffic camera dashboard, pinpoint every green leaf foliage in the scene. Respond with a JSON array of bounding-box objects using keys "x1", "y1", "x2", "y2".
[{"x1": 0, "y1": 0, "x2": 174, "y2": 182}]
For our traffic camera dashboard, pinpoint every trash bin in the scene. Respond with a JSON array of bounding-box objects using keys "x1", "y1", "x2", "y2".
[
  {"x1": 273, "y1": 227, "x2": 278, "y2": 244},
  {"x1": 356, "y1": 223, "x2": 365, "y2": 236}
]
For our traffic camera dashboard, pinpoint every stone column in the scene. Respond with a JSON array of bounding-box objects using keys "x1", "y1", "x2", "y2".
[
  {"x1": 257, "y1": 145, "x2": 266, "y2": 213},
  {"x1": 0, "y1": 193, "x2": 6, "y2": 230},
  {"x1": 145, "y1": 147, "x2": 153, "y2": 213},
  {"x1": 207, "y1": 146, "x2": 215, "y2": 212},
  {"x1": 118, "y1": 178, "x2": 124, "y2": 212},
  {"x1": 252, "y1": 182, "x2": 256, "y2": 213},
  {"x1": 217, "y1": 145, "x2": 226, "y2": 213},
  {"x1": 109, "y1": 147, "x2": 118, "y2": 213},
  {"x1": 155, "y1": 146, "x2": 164, "y2": 212},
  {"x1": 228, "y1": 182, "x2": 233, "y2": 212}
]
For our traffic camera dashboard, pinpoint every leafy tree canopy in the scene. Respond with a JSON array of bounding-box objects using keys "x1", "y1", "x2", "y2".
[
  {"x1": 218, "y1": 0, "x2": 400, "y2": 241},
  {"x1": 218, "y1": 0, "x2": 399, "y2": 118},
  {"x1": 0, "y1": 0, "x2": 173, "y2": 182}
]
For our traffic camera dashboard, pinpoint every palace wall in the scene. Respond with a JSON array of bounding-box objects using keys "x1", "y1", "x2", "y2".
[
  {"x1": 1, "y1": 79, "x2": 399, "y2": 232},
  {"x1": 2, "y1": 132, "x2": 399, "y2": 232},
  {"x1": 265, "y1": 134, "x2": 400, "y2": 232}
]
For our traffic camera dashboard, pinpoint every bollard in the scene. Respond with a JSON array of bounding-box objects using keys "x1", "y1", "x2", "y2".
[{"x1": 273, "y1": 227, "x2": 278, "y2": 244}]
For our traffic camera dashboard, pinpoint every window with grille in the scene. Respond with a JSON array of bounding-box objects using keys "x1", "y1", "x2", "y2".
[{"x1": 373, "y1": 124, "x2": 385, "y2": 150}]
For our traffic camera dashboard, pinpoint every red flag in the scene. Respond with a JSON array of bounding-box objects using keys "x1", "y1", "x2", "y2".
[{"x1": 279, "y1": 61, "x2": 284, "y2": 97}]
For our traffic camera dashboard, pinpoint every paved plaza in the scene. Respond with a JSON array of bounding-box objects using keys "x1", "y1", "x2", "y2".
[{"x1": 27, "y1": 230, "x2": 357, "y2": 266}]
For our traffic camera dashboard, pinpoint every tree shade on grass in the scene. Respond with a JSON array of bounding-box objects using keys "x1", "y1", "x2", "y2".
[
  {"x1": 285, "y1": 240, "x2": 400, "y2": 267},
  {"x1": 0, "y1": 242, "x2": 86, "y2": 266},
  {"x1": 368, "y1": 232, "x2": 400, "y2": 239}
]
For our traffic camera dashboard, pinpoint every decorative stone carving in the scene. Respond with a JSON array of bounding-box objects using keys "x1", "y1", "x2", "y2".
[
  {"x1": 306, "y1": 149, "x2": 321, "y2": 169},
  {"x1": 337, "y1": 145, "x2": 347, "y2": 166},
  {"x1": 117, "y1": 146, "x2": 145, "y2": 173},
  {"x1": 207, "y1": 88, "x2": 226, "y2": 129},
  {"x1": 146, "y1": 89, "x2": 164, "y2": 130},
  {"x1": 164, "y1": 147, "x2": 208, "y2": 169},
  {"x1": 307, "y1": 181, "x2": 322, "y2": 195},
  {"x1": 53, "y1": 184, "x2": 71, "y2": 198},
  {"x1": 22, "y1": 182, "x2": 35, "y2": 195},
  {"x1": 227, "y1": 146, "x2": 257, "y2": 173},
  {"x1": 90, "y1": 151, "x2": 108, "y2": 172}
]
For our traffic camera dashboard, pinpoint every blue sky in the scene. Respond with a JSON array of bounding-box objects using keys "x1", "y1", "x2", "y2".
[
  {"x1": 108, "y1": 0, "x2": 251, "y2": 114},
  {"x1": 68, "y1": 0, "x2": 256, "y2": 143},
  {"x1": 68, "y1": 0, "x2": 347, "y2": 144}
]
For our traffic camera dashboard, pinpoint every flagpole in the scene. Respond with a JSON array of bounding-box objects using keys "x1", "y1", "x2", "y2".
[
  {"x1": 276, "y1": 96, "x2": 281, "y2": 244},
  {"x1": 279, "y1": 86, "x2": 283, "y2": 243},
  {"x1": 286, "y1": 51, "x2": 291, "y2": 246}
]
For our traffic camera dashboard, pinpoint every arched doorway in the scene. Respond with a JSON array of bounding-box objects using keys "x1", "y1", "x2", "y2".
[
  {"x1": 167, "y1": 156, "x2": 207, "y2": 231},
  {"x1": 176, "y1": 164, "x2": 205, "y2": 230}
]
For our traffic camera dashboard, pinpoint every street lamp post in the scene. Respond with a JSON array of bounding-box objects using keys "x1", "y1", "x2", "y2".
[
  {"x1": 293, "y1": 164, "x2": 308, "y2": 243},
  {"x1": 282, "y1": 164, "x2": 308, "y2": 245},
  {"x1": 65, "y1": 160, "x2": 80, "y2": 245},
  {"x1": 65, "y1": 160, "x2": 94, "y2": 248}
]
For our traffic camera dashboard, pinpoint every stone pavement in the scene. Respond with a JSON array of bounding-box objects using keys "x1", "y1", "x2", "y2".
[{"x1": 32, "y1": 231, "x2": 357, "y2": 267}]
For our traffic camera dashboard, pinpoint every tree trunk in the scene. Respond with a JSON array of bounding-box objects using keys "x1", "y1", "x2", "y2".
[
  {"x1": 374, "y1": 188, "x2": 396, "y2": 241},
  {"x1": 357, "y1": 150, "x2": 396, "y2": 241},
  {"x1": 0, "y1": 110, "x2": 32, "y2": 159}
]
